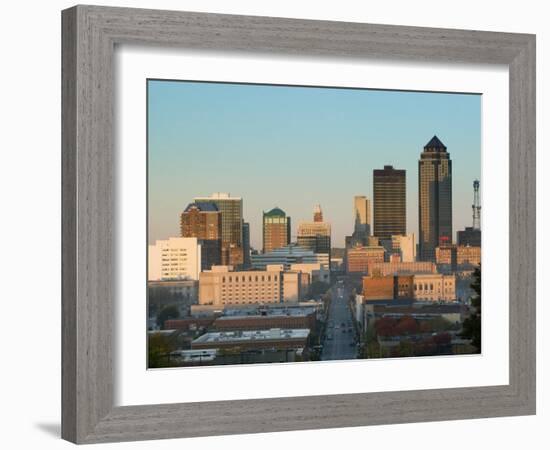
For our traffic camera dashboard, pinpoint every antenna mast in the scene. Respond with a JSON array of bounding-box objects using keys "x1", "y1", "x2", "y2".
[{"x1": 472, "y1": 179, "x2": 481, "y2": 230}]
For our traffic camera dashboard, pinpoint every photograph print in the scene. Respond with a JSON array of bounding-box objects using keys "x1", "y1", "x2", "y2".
[{"x1": 147, "y1": 79, "x2": 482, "y2": 368}]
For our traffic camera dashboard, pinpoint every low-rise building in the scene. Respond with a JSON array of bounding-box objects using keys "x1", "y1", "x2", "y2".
[
  {"x1": 346, "y1": 245, "x2": 385, "y2": 274},
  {"x1": 413, "y1": 273, "x2": 456, "y2": 301},
  {"x1": 363, "y1": 273, "x2": 456, "y2": 302},
  {"x1": 290, "y1": 262, "x2": 330, "y2": 284},
  {"x1": 213, "y1": 310, "x2": 316, "y2": 332},
  {"x1": 198, "y1": 265, "x2": 309, "y2": 306},
  {"x1": 368, "y1": 261, "x2": 436, "y2": 276},
  {"x1": 457, "y1": 245, "x2": 481, "y2": 268},
  {"x1": 251, "y1": 244, "x2": 329, "y2": 271},
  {"x1": 191, "y1": 328, "x2": 310, "y2": 351}
]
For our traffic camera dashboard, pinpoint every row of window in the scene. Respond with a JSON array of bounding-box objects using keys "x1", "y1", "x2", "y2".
[{"x1": 222, "y1": 275, "x2": 278, "y2": 282}]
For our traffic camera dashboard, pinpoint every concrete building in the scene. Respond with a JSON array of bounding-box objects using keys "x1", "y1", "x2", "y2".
[
  {"x1": 212, "y1": 309, "x2": 316, "y2": 331},
  {"x1": 194, "y1": 193, "x2": 243, "y2": 267},
  {"x1": 290, "y1": 262, "x2": 330, "y2": 284},
  {"x1": 180, "y1": 202, "x2": 222, "y2": 269},
  {"x1": 250, "y1": 244, "x2": 329, "y2": 271},
  {"x1": 457, "y1": 245, "x2": 481, "y2": 267},
  {"x1": 413, "y1": 273, "x2": 456, "y2": 301},
  {"x1": 435, "y1": 244, "x2": 457, "y2": 273},
  {"x1": 148, "y1": 237, "x2": 201, "y2": 281},
  {"x1": 373, "y1": 165, "x2": 406, "y2": 239},
  {"x1": 418, "y1": 136, "x2": 453, "y2": 261},
  {"x1": 362, "y1": 273, "x2": 456, "y2": 302},
  {"x1": 346, "y1": 245, "x2": 385, "y2": 274},
  {"x1": 191, "y1": 328, "x2": 310, "y2": 351},
  {"x1": 297, "y1": 205, "x2": 331, "y2": 256},
  {"x1": 353, "y1": 195, "x2": 371, "y2": 236},
  {"x1": 198, "y1": 265, "x2": 309, "y2": 306},
  {"x1": 262, "y1": 207, "x2": 291, "y2": 253},
  {"x1": 391, "y1": 234, "x2": 416, "y2": 262},
  {"x1": 368, "y1": 261, "x2": 437, "y2": 277},
  {"x1": 362, "y1": 274, "x2": 415, "y2": 300}
]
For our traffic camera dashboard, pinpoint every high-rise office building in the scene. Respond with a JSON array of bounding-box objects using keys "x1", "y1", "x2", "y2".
[
  {"x1": 262, "y1": 207, "x2": 291, "y2": 254},
  {"x1": 297, "y1": 205, "x2": 331, "y2": 256},
  {"x1": 180, "y1": 202, "x2": 222, "y2": 269},
  {"x1": 373, "y1": 166, "x2": 406, "y2": 239},
  {"x1": 418, "y1": 136, "x2": 453, "y2": 261},
  {"x1": 194, "y1": 193, "x2": 243, "y2": 266},
  {"x1": 242, "y1": 221, "x2": 251, "y2": 268},
  {"x1": 353, "y1": 195, "x2": 371, "y2": 236}
]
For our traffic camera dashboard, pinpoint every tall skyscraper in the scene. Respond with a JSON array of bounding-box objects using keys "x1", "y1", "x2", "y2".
[
  {"x1": 242, "y1": 221, "x2": 251, "y2": 268},
  {"x1": 180, "y1": 202, "x2": 222, "y2": 269},
  {"x1": 262, "y1": 207, "x2": 291, "y2": 253},
  {"x1": 194, "y1": 193, "x2": 243, "y2": 266},
  {"x1": 418, "y1": 136, "x2": 453, "y2": 261},
  {"x1": 353, "y1": 195, "x2": 371, "y2": 236},
  {"x1": 297, "y1": 205, "x2": 331, "y2": 256},
  {"x1": 373, "y1": 165, "x2": 406, "y2": 239}
]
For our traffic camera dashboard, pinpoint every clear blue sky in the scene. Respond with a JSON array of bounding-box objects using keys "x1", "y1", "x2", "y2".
[{"x1": 148, "y1": 80, "x2": 481, "y2": 248}]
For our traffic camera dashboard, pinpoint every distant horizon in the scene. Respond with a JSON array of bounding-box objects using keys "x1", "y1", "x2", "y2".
[{"x1": 148, "y1": 80, "x2": 481, "y2": 248}]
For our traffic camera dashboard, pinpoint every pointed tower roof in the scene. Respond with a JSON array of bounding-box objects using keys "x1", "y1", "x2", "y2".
[{"x1": 424, "y1": 135, "x2": 447, "y2": 151}]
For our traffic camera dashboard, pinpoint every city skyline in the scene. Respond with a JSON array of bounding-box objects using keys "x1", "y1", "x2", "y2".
[{"x1": 148, "y1": 80, "x2": 481, "y2": 248}]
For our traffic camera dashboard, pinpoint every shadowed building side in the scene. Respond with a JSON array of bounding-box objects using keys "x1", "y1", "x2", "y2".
[{"x1": 373, "y1": 166, "x2": 406, "y2": 240}]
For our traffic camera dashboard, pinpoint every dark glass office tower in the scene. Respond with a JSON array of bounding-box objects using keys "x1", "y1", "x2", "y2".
[
  {"x1": 194, "y1": 193, "x2": 243, "y2": 267},
  {"x1": 373, "y1": 166, "x2": 406, "y2": 240},
  {"x1": 418, "y1": 136, "x2": 453, "y2": 261}
]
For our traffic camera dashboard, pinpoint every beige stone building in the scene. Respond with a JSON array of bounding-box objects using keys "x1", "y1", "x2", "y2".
[
  {"x1": 198, "y1": 265, "x2": 309, "y2": 306},
  {"x1": 346, "y1": 245, "x2": 385, "y2": 273},
  {"x1": 369, "y1": 261, "x2": 436, "y2": 277},
  {"x1": 362, "y1": 272, "x2": 456, "y2": 302},
  {"x1": 413, "y1": 273, "x2": 456, "y2": 301}
]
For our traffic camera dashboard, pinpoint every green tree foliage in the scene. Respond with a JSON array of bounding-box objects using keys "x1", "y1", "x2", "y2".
[
  {"x1": 148, "y1": 332, "x2": 177, "y2": 368},
  {"x1": 460, "y1": 266, "x2": 481, "y2": 352},
  {"x1": 156, "y1": 304, "x2": 180, "y2": 328},
  {"x1": 148, "y1": 287, "x2": 181, "y2": 317}
]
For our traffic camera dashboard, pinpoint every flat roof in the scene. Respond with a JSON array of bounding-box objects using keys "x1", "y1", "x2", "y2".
[{"x1": 193, "y1": 328, "x2": 310, "y2": 344}]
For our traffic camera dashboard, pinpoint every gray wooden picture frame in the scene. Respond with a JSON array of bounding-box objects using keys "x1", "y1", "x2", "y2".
[{"x1": 61, "y1": 4, "x2": 536, "y2": 444}]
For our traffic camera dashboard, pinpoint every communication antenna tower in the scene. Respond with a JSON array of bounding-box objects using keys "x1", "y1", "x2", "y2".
[{"x1": 472, "y1": 179, "x2": 481, "y2": 230}]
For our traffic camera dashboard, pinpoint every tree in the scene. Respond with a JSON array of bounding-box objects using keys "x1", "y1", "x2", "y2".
[
  {"x1": 375, "y1": 317, "x2": 398, "y2": 337},
  {"x1": 460, "y1": 266, "x2": 481, "y2": 352},
  {"x1": 156, "y1": 304, "x2": 180, "y2": 328},
  {"x1": 395, "y1": 316, "x2": 418, "y2": 336},
  {"x1": 148, "y1": 332, "x2": 177, "y2": 368}
]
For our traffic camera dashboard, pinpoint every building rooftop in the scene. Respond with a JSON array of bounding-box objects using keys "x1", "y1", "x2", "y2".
[
  {"x1": 264, "y1": 207, "x2": 287, "y2": 217},
  {"x1": 192, "y1": 328, "x2": 310, "y2": 344},
  {"x1": 184, "y1": 202, "x2": 219, "y2": 212},
  {"x1": 218, "y1": 306, "x2": 316, "y2": 319},
  {"x1": 424, "y1": 135, "x2": 447, "y2": 151}
]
